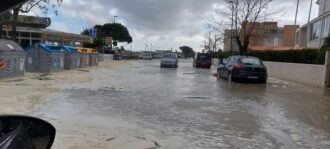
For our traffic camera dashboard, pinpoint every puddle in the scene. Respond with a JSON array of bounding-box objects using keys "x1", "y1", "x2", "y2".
[
  {"x1": 186, "y1": 96, "x2": 211, "y2": 99},
  {"x1": 1, "y1": 78, "x2": 25, "y2": 82}
]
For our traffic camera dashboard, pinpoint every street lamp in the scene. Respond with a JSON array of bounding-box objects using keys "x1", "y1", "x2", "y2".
[
  {"x1": 112, "y1": 15, "x2": 118, "y2": 51},
  {"x1": 114, "y1": 16, "x2": 118, "y2": 24}
]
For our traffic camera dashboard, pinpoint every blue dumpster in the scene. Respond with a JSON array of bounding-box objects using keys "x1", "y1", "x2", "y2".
[
  {"x1": 62, "y1": 46, "x2": 81, "y2": 70},
  {"x1": 25, "y1": 44, "x2": 65, "y2": 73}
]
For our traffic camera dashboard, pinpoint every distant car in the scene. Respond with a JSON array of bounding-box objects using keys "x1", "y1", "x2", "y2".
[
  {"x1": 142, "y1": 53, "x2": 153, "y2": 60},
  {"x1": 217, "y1": 56, "x2": 268, "y2": 83},
  {"x1": 160, "y1": 53, "x2": 178, "y2": 68},
  {"x1": 193, "y1": 53, "x2": 212, "y2": 68}
]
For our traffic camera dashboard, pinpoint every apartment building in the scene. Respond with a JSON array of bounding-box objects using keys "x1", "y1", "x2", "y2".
[
  {"x1": 296, "y1": 0, "x2": 330, "y2": 48},
  {"x1": 223, "y1": 22, "x2": 297, "y2": 51}
]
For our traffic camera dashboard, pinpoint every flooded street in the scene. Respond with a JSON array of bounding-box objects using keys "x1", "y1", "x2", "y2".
[{"x1": 26, "y1": 60, "x2": 330, "y2": 148}]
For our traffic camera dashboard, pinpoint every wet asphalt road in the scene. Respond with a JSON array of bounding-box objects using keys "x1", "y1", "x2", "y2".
[{"x1": 36, "y1": 59, "x2": 330, "y2": 148}]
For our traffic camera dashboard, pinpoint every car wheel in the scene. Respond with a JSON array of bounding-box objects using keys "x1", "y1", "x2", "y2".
[
  {"x1": 217, "y1": 72, "x2": 220, "y2": 79},
  {"x1": 260, "y1": 79, "x2": 267, "y2": 84},
  {"x1": 228, "y1": 72, "x2": 232, "y2": 82}
]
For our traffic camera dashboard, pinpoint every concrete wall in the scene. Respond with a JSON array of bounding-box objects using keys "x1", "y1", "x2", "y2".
[
  {"x1": 212, "y1": 58, "x2": 220, "y2": 66},
  {"x1": 307, "y1": 39, "x2": 323, "y2": 49},
  {"x1": 101, "y1": 54, "x2": 113, "y2": 61},
  {"x1": 264, "y1": 61, "x2": 325, "y2": 87}
]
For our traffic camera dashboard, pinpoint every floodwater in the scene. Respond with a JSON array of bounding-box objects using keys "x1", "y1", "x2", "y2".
[{"x1": 31, "y1": 59, "x2": 330, "y2": 148}]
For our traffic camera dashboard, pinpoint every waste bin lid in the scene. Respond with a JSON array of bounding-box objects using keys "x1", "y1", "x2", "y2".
[
  {"x1": 62, "y1": 45, "x2": 79, "y2": 53},
  {"x1": 39, "y1": 44, "x2": 64, "y2": 53},
  {"x1": 76, "y1": 47, "x2": 88, "y2": 53},
  {"x1": 86, "y1": 48, "x2": 98, "y2": 54},
  {"x1": 0, "y1": 39, "x2": 25, "y2": 53}
]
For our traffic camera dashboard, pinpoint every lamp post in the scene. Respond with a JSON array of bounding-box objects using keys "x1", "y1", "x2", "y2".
[{"x1": 229, "y1": 0, "x2": 234, "y2": 56}]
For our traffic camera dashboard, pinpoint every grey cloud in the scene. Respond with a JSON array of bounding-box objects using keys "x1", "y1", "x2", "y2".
[
  {"x1": 61, "y1": 0, "x2": 220, "y2": 36},
  {"x1": 57, "y1": 0, "x2": 319, "y2": 50}
]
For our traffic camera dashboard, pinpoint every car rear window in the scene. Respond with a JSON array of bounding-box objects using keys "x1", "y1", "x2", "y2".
[
  {"x1": 239, "y1": 58, "x2": 262, "y2": 65},
  {"x1": 163, "y1": 54, "x2": 176, "y2": 59},
  {"x1": 198, "y1": 54, "x2": 211, "y2": 60}
]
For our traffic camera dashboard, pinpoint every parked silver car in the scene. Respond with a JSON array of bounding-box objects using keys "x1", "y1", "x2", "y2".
[{"x1": 160, "y1": 53, "x2": 178, "y2": 68}]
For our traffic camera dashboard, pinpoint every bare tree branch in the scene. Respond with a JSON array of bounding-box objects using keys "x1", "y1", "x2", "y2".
[{"x1": 213, "y1": 0, "x2": 275, "y2": 55}]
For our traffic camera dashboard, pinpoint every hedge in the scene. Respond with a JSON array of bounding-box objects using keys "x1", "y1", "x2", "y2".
[{"x1": 214, "y1": 48, "x2": 330, "y2": 65}]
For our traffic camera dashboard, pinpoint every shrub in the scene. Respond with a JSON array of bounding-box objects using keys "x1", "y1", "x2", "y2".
[
  {"x1": 323, "y1": 37, "x2": 330, "y2": 48},
  {"x1": 216, "y1": 49, "x2": 328, "y2": 65}
]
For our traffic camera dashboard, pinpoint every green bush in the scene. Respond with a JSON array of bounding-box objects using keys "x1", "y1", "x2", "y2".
[{"x1": 216, "y1": 49, "x2": 329, "y2": 65}]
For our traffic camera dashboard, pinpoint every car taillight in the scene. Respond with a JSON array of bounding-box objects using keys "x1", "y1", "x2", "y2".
[{"x1": 233, "y1": 64, "x2": 241, "y2": 70}]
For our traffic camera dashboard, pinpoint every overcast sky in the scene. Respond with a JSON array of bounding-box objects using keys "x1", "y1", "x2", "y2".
[{"x1": 35, "y1": 0, "x2": 320, "y2": 51}]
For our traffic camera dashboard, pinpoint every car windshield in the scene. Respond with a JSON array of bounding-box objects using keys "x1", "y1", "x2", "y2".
[
  {"x1": 163, "y1": 54, "x2": 176, "y2": 59},
  {"x1": 198, "y1": 54, "x2": 211, "y2": 60},
  {"x1": 239, "y1": 58, "x2": 262, "y2": 65},
  {"x1": 2, "y1": 0, "x2": 328, "y2": 148}
]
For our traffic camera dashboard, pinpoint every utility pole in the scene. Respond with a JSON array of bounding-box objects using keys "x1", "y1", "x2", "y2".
[
  {"x1": 0, "y1": 22, "x2": 2, "y2": 39},
  {"x1": 305, "y1": 0, "x2": 313, "y2": 48},
  {"x1": 293, "y1": 0, "x2": 300, "y2": 49},
  {"x1": 208, "y1": 24, "x2": 211, "y2": 53},
  {"x1": 319, "y1": 0, "x2": 327, "y2": 49}
]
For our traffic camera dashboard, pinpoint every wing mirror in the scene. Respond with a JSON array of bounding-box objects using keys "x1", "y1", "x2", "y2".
[
  {"x1": 220, "y1": 58, "x2": 227, "y2": 65},
  {"x1": 0, "y1": 115, "x2": 56, "y2": 149}
]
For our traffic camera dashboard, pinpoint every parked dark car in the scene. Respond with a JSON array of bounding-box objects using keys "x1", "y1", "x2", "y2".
[
  {"x1": 193, "y1": 53, "x2": 212, "y2": 68},
  {"x1": 217, "y1": 56, "x2": 268, "y2": 83}
]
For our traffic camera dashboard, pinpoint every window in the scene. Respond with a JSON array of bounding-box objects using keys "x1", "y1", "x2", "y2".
[
  {"x1": 197, "y1": 54, "x2": 211, "y2": 60},
  {"x1": 1, "y1": 31, "x2": 6, "y2": 37},
  {"x1": 324, "y1": 16, "x2": 330, "y2": 37},
  {"x1": 20, "y1": 32, "x2": 30, "y2": 38},
  {"x1": 31, "y1": 33, "x2": 41, "y2": 38},
  {"x1": 239, "y1": 58, "x2": 262, "y2": 65},
  {"x1": 310, "y1": 20, "x2": 321, "y2": 40}
]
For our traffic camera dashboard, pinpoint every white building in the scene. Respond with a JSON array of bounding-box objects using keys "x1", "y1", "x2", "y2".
[{"x1": 296, "y1": 0, "x2": 330, "y2": 48}]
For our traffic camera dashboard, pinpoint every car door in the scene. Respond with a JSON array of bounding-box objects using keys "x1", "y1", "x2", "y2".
[
  {"x1": 224, "y1": 57, "x2": 235, "y2": 78},
  {"x1": 219, "y1": 57, "x2": 231, "y2": 78}
]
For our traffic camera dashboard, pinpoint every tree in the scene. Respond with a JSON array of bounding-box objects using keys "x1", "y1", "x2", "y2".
[
  {"x1": 91, "y1": 23, "x2": 132, "y2": 43},
  {"x1": 82, "y1": 23, "x2": 133, "y2": 49},
  {"x1": 11, "y1": 0, "x2": 63, "y2": 41},
  {"x1": 219, "y1": 0, "x2": 273, "y2": 55},
  {"x1": 180, "y1": 46, "x2": 195, "y2": 58}
]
